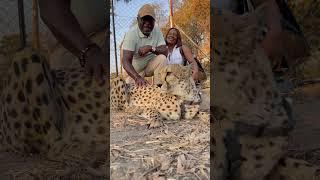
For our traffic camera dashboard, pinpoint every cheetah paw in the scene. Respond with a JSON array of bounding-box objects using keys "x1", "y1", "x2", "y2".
[{"x1": 147, "y1": 119, "x2": 164, "y2": 128}]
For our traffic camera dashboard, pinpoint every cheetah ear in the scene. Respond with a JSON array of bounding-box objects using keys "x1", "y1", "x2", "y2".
[
  {"x1": 159, "y1": 65, "x2": 174, "y2": 84},
  {"x1": 158, "y1": 66, "x2": 170, "y2": 92},
  {"x1": 159, "y1": 66, "x2": 168, "y2": 85}
]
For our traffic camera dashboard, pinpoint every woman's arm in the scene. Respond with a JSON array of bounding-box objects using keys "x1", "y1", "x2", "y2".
[
  {"x1": 181, "y1": 45, "x2": 200, "y2": 81},
  {"x1": 181, "y1": 45, "x2": 199, "y2": 72}
]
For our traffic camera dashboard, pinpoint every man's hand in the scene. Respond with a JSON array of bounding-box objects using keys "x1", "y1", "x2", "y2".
[
  {"x1": 39, "y1": 0, "x2": 107, "y2": 86},
  {"x1": 138, "y1": 45, "x2": 152, "y2": 57},
  {"x1": 122, "y1": 49, "x2": 148, "y2": 87},
  {"x1": 135, "y1": 75, "x2": 149, "y2": 87},
  {"x1": 84, "y1": 47, "x2": 107, "y2": 86}
]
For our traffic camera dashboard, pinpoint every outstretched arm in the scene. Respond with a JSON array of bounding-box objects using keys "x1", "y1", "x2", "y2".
[
  {"x1": 38, "y1": 0, "x2": 90, "y2": 56},
  {"x1": 38, "y1": 0, "x2": 106, "y2": 85},
  {"x1": 181, "y1": 45, "x2": 199, "y2": 81},
  {"x1": 122, "y1": 49, "x2": 148, "y2": 87},
  {"x1": 154, "y1": 45, "x2": 168, "y2": 56}
]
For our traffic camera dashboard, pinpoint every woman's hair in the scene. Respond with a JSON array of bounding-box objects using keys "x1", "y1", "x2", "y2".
[{"x1": 165, "y1": 27, "x2": 182, "y2": 47}]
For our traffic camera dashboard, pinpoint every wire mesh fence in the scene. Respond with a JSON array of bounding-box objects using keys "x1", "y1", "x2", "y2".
[
  {"x1": 110, "y1": 1, "x2": 168, "y2": 74},
  {"x1": 110, "y1": 0, "x2": 144, "y2": 74},
  {"x1": 0, "y1": 1, "x2": 20, "y2": 40},
  {"x1": 110, "y1": 0, "x2": 210, "y2": 75},
  {"x1": 0, "y1": 0, "x2": 52, "y2": 51},
  {"x1": 0, "y1": 0, "x2": 49, "y2": 41}
]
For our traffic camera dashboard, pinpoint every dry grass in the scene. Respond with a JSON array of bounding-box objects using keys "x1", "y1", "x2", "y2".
[
  {"x1": 289, "y1": 149, "x2": 320, "y2": 166},
  {"x1": 0, "y1": 152, "x2": 108, "y2": 179},
  {"x1": 110, "y1": 98, "x2": 210, "y2": 179}
]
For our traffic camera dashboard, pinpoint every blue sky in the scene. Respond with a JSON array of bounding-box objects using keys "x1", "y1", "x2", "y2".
[{"x1": 110, "y1": 0, "x2": 170, "y2": 73}]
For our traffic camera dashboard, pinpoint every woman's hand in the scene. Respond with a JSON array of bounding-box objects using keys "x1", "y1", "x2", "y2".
[{"x1": 192, "y1": 68, "x2": 200, "y2": 82}]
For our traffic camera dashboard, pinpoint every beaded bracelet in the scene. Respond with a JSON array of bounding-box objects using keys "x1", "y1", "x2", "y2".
[{"x1": 79, "y1": 43, "x2": 99, "y2": 67}]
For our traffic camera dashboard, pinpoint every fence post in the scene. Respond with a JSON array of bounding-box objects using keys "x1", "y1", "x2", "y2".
[
  {"x1": 169, "y1": 0, "x2": 173, "y2": 28},
  {"x1": 18, "y1": 0, "x2": 26, "y2": 50},
  {"x1": 111, "y1": 0, "x2": 118, "y2": 76},
  {"x1": 32, "y1": 0, "x2": 40, "y2": 50}
]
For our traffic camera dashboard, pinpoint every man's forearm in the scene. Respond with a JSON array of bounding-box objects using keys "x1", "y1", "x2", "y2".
[
  {"x1": 39, "y1": 0, "x2": 92, "y2": 57},
  {"x1": 123, "y1": 61, "x2": 140, "y2": 80},
  {"x1": 122, "y1": 50, "x2": 140, "y2": 80}
]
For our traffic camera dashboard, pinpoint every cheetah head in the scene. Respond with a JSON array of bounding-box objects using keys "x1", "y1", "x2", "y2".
[{"x1": 158, "y1": 64, "x2": 201, "y2": 103}]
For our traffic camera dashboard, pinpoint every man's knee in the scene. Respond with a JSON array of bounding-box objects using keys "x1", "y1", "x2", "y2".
[
  {"x1": 157, "y1": 54, "x2": 167, "y2": 64},
  {"x1": 155, "y1": 54, "x2": 167, "y2": 66}
]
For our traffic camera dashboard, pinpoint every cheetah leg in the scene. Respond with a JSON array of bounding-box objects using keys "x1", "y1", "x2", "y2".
[
  {"x1": 124, "y1": 106, "x2": 164, "y2": 128},
  {"x1": 124, "y1": 106, "x2": 143, "y2": 114},
  {"x1": 237, "y1": 136, "x2": 288, "y2": 180},
  {"x1": 213, "y1": 119, "x2": 289, "y2": 180},
  {"x1": 213, "y1": 119, "x2": 238, "y2": 180},
  {"x1": 141, "y1": 108, "x2": 164, "y2": 128},
  {"x1": 182, "y1": 104, "x2": 200, "y2": 119},
  {"x1": 267, "y1": 157, "x2": 320, "y2": 180}
]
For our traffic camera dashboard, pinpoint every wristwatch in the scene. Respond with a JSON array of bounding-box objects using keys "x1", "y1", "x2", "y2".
[{"x1": 151, "y1": 46, "x2": 156, "y2": 53}]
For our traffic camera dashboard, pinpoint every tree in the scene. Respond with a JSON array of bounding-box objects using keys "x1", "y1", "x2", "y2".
[{"x1": 161, "y1": 0, "x2": 210, "y2": 59}]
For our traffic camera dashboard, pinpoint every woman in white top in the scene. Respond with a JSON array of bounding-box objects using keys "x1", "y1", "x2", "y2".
[{"x1": 165, "y1": 28, "x2": 200, "y2": 81}]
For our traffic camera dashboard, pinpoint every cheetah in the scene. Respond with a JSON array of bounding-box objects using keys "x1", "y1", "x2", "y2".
[
  {"x1": 211, "y1": 4, "x2": 320, "y2": 180},
  {"x1": 0, "y1": 48, "x2": 109, "y2": 174},
  {"x1": 110, "y1": 64, "x2": 204, "y2": 128}
]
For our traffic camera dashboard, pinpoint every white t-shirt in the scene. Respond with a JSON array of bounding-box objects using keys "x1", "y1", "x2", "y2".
[{"x1": 167, "y1": 45, "x2": 184, "y2": 65}]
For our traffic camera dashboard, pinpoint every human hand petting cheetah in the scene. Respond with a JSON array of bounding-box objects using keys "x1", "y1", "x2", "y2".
[
  {"x1": 135, "y1": 75, "x2": 150, "y2": 87},
  {"x1": 83, "y1": 45, "x2": 107, "y2": 86},
  {"x1": 38, "y1": 0, "x2": 107, "y2": 86}
]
